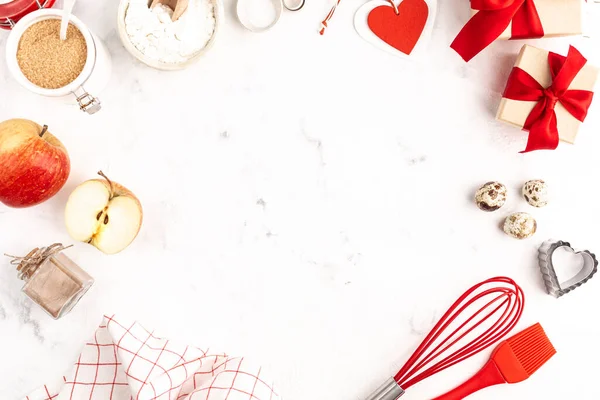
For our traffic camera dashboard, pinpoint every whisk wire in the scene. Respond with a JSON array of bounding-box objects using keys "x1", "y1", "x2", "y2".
[
  {"x1": 395, "y1": 290, "x2": 508, "y2": 384},
  {"x1": 434, "y1": 288, "x2": 523, "y2": 375},
  {"x1": 397, "y1": 297, "x2": 509, "y2": 387},
  {"x1": 393, "y1": 277, "x2": 524, "y2": 390},
  {"x1": 401, "y1": 294, "x2": 520, "y2": 388},
  {"x1": 410, "y1": 294, "x2": 510, "y2": 373}
]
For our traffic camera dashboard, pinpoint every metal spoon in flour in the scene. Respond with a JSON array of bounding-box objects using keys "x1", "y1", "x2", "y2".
[
  {"x1": 60, "y1": 0, "x2": 77, "y2": 41},
  {"x1": 150, "y1": 0, "x2": 189, "y2": 21}
]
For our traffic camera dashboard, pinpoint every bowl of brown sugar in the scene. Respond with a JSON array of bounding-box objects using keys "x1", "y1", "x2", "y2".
[
  {"x1": 17, "y1": 18, "x2": 87, "y2": 89},
  {"x1": 5, "y1": 9, "x2": 112, "y2": 114}
]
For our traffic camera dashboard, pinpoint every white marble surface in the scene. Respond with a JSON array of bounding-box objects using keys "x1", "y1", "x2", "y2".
[{"x1": 1, "y1": 0, "x2": 600, "y2": 399}]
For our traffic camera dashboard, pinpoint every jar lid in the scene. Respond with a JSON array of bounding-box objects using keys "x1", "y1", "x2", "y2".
[{"x1": 0, "y1": 0, "x2": 56, "y2": 30}]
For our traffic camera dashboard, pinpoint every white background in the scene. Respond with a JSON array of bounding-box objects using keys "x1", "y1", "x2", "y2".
[{"x1": 1, "y1": 0, "x2": 600, "y2": 398}]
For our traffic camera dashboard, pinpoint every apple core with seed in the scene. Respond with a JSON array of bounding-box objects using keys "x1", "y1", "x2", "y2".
[{"x1": 65, "y1": 171, "x2": 143, "y2": 255}]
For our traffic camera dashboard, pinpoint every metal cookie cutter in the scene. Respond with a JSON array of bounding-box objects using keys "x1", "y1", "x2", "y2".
[
  {"x1": 538, "y1": 240, "x2": 598, "y2": 298},
  {"x1": 236, "y1": 0, "x2": 305, "y2": 32}
]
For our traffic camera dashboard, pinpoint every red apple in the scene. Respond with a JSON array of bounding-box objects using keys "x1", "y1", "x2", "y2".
[{"x1": 0, "y1": 119, "x2": 70, "y2": 208}]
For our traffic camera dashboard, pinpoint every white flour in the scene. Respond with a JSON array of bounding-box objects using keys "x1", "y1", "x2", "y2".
[{"x1": 125, "y1": 0, "x2": 215, "y2": 63}]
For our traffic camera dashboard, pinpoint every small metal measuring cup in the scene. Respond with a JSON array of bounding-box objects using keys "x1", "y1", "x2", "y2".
[{"x1": 236, "y1": 0, "x2": 305, "y2": 32}]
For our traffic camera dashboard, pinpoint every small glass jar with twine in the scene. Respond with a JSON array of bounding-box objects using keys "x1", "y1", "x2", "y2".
[{"x1": 6, "y1": 243, "x2": 94, "y2": 319}]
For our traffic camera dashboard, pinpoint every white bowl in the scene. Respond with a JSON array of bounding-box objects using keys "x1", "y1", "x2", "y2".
[
  {"x1": 117, "y1": 0, "x2": 222, "y2": 71},
  {"x1": 6, "y1": 9, "x2": 112, "y2": 113},
  {"x1": 7, "y1": 10, "x2": 96, "y2": 96}
]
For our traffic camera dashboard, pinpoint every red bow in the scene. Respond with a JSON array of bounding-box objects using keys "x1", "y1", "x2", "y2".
[
  {"x1": 502, "y1": 46, "x2": 594, "y2": 153},
  {"x1": 451, "y1": 0, "x2": 544, "y2": 62}
]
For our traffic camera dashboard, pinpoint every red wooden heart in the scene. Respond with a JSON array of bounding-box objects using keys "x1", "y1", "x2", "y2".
[{"x1": 367, "y1": 0, "x2": 429, "y2": 55}]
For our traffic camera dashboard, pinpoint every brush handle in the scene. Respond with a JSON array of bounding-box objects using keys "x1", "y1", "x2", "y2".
[{"x1": 432, "y1": 360, "x2": 507, "y2": 400}]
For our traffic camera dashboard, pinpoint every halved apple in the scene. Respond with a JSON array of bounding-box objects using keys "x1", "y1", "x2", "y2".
[{"x1": 65, "y1": 171, "x2": 143, "y2": 255}]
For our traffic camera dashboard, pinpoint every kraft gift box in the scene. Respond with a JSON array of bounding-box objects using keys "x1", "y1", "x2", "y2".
[
  {"x1": 496, "y1": 45, "x2": 598, "y2": 144},
  {"x1": 471, "y1": 0, "x2": 584, "y2": 39}
]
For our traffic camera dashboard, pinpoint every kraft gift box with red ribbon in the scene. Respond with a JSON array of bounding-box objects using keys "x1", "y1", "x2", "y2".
[
  {"x1": 452, "y1": 0, "x2": 585, "y2": 61},
  {"x1": 497, "y1": 45, "x2": 598, "y2": 153}
]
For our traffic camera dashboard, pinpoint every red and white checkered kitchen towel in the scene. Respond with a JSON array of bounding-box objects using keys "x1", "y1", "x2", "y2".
[{"x1": 25, "y1": 315, "x2": 280, "y2": 400}]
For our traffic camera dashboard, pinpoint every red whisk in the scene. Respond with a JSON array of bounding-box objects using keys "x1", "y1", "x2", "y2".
[{"x1": 365, "y1": 277, "x2": 525, "y2": 400}]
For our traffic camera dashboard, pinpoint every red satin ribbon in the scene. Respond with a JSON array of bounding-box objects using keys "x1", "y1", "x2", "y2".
[
  {"x1": 451, "y1": 0, "x2": 544, "y2": 62},
  {"x1": 502, "y1": 46, "x2": 594, "y2": 153}
]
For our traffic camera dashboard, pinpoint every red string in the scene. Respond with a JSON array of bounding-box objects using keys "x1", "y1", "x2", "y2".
[
  {"x1": 394, "y1": 277, "x2": 525, "y2": 389},
  {"x1": 319, "y1": 0, "x2": 342, "y2": 35},
  {"x1": 320, "y1": 0, "x2": 399, "y2": 35}
]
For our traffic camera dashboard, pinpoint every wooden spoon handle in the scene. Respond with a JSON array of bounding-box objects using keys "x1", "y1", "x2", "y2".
[
  {"x1": 150, "y1": 0, "x2": 179, "y2": 11},
  {"x1": 172, "y1": 0, "x2": 189, "y2": 21}
]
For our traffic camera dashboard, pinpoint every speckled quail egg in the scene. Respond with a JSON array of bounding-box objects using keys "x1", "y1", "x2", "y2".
[
  {"x1": 503, "y1": 212, "x2": 537, "y2": 239},
  {"x1": 522, "y1": 180, "x2": 548, "y2": 208},
  {"x1": 475, "y1": 182, "x2": 507, "y2": 212}
]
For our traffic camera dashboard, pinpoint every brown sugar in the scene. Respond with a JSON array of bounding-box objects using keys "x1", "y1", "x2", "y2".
[{"x1": 17, "y1": 19, "x2": 87, "y2": 89}]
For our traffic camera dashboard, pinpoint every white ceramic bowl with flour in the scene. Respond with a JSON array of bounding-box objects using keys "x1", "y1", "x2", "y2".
[{"x1": 117, "y1": 0, "x2": 222, "y2": 70}]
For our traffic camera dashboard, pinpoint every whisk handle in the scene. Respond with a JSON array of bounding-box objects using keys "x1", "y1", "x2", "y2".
[
  {"x1": 431, "y1": 360, "x2": 507, "y2": 400},
  {"x1": 364, "y1": 378, "x2": 405, "y2": 400}
]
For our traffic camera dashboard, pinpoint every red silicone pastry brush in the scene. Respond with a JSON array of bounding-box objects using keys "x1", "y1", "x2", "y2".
[{"x1": 432, "y1": 323, "x2": 556, "y2": 400}]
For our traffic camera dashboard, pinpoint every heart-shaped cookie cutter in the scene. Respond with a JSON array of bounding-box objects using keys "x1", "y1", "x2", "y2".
[{"x1": 538, "y1": 240, "x2": 598, "y2": 298}]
